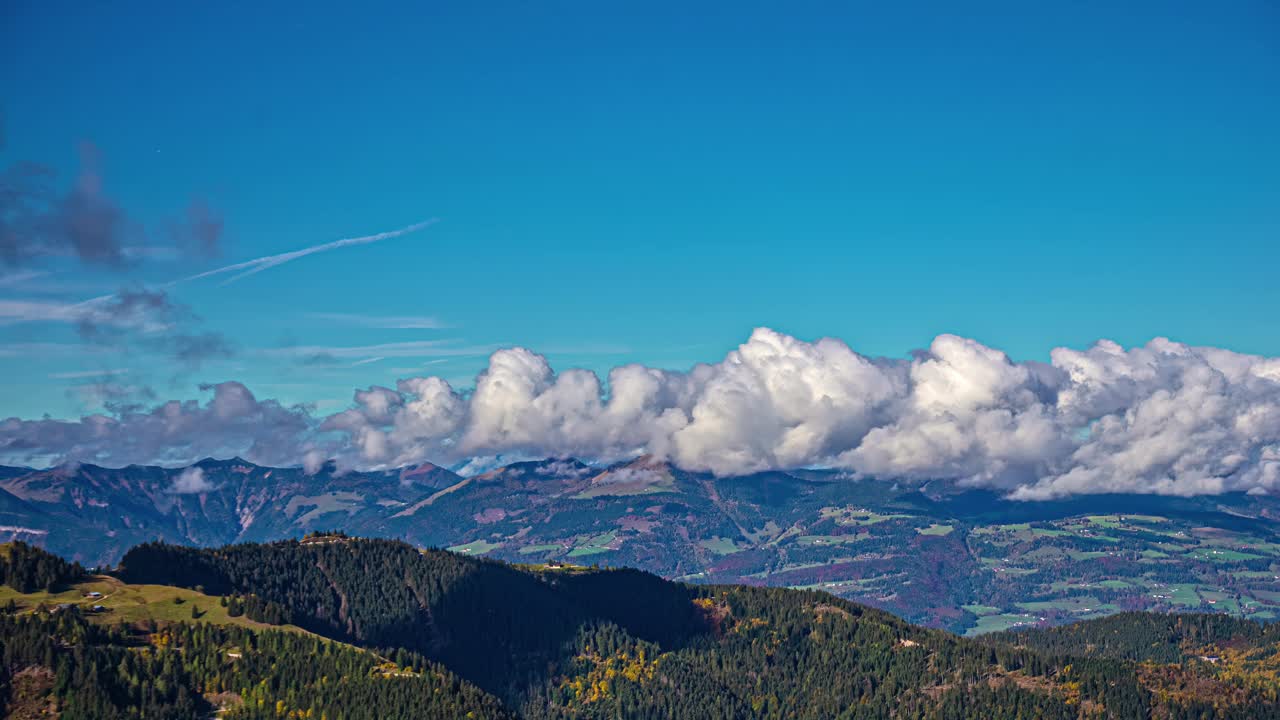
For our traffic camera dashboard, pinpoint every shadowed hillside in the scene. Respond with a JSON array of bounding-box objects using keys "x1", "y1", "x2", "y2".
[{"x1": 3, "y1": 538, "x2": 1280, "y2": 716}]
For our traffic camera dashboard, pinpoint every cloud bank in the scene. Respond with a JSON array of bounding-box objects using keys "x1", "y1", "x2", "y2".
[
  {"x1": 1, "y1": 381, "x2": 311, "y2": 469},
  {"x1": 4, "y1": 328, "x2": 1279, "y2": 499}
]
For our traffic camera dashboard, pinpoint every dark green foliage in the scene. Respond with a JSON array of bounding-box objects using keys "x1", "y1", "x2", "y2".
[
  {"x1": 0, "y1": 541, "x2": 84, "y2": 593},
  {"x1": 120, "y1": 538, "x2": 710, "y2": 699},
  {"x1": 935, "y1": 684, "x2": 1077, "y2": 720},
  {"x1": 991, "y1": 611, "x2": 1280, "y2": 662},
  {"x1": 0, "y1": 610, "x2": 512, "y2": 719},
  {"x1": 12, "y1": 539, "x2": 1280, "y2": 718}
]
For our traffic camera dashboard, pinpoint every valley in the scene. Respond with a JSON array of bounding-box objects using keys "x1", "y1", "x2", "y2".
[{"x1": 2, "y1": 457, "x2": 1279, "y2": 636}]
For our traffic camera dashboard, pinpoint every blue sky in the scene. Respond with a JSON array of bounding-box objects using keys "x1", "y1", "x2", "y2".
[{"x1": 2, "y1": 0, "x2": 1278, "y2": 420}]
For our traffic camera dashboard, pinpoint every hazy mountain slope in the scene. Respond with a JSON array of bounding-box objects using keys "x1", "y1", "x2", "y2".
[
  {"x1": 4, "y1": 458, "x2": 1280, "y2": 636},
  {"x1": 0, "y1": 458, "x2": 462, "y2": 564}
]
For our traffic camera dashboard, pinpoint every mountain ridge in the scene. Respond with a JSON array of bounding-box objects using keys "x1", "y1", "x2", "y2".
[{"x1": 3, "y1": 457, "x2": 1280, "y2": 636}]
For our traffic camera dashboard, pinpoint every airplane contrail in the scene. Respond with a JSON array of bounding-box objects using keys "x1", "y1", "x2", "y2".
[
  {"x1": 67, "y1": 219, "x2": 439, "y2": 313},
  {"x1": 176, "y1": 218, "x2": 439, "y2": 286}
]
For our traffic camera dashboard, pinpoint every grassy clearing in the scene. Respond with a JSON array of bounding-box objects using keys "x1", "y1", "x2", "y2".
[
  {"x1": 1241, "y1": 541, "x2": 1280, "y2": 555},
  {"x1": 1097, "y1": 579, "x2": 1134, "y2": 589},
  {"x1": 746, "y1": 559, "x2": 861, "y2": 578},
  {"x1": 795, "y1": 535, "x2": 864, "y2": 547},
  {"x1": 567, "y1": 547, "x2": 611, "y2": 557},
  {"x1": 447, "y1": 539, "x2": 501, "y2": 555},
  {"x1": 572, "y1": 472, "x2": 676, "y2": 499},
  {"x1": 964, "y1": 613, "x2": 1037, "y2": 636},
  {"x1": 1186, "y1": 548, "x2": 1265, "y2": 562},
  {"x1": 1084, "y1": 515, "x2": 1126, "y2": 529},
  {"x1": 972, "y1": 523, "x2": 1079, "y2": 543},
  {"x1": 1198, "y1": 537, "x2": 1280, "y2": 558},
  {"x1": 962, "y1": 604, "x2": 1002, "y2": 616},
  {"x1": 788, "y1": 577, "x2": 880, "y2": 592},
  {"x1": 917, "y1": 524, "x2": 954, "y2": 536},
  {"x1": 1232, "y1": 570, "x2": 1279, "y2": 580},
  {"x1": 978, "y1": 558, "x2": 1041, "y2": 575},
  {"x1": 572, "y1": 485, "x2": 672, "y2": 499},
  {"x1": 1021, "y1": 547, "x2": 1070, "y2": 562},
  {"x1": 1124, "y1": 515, "x2": 1169, "y2": 524},
  {"x1": 699, "y1": 537, "x2": 741, "y2": 555},
  {"x1": 970, "y1": 523, "x2": 1029, "y2": 537},
  {"x1": 1168, "y1": 584, "x2": 1201, "y2": 607},
  {"x1": 819, "y1": 507, "x2": 914, "y2": 526},
  {"x1": 1067, "y1": 550, "x2": 1110, "y2": 561},
  {"x1": 392, "y1": 478, "x2": 474, "y2": 518},
  {"x1": 1048, "y1": 580, "x2": 1132, "y2": 592},
  {"x1": 1133, "y1": 526, "x2": 1193, "y2": 540},
  {"x1": 0, "y1": 576, "x2": 306, "y2": 632},
  {"x1": 568, "y1": 532, "x2": 616, "y2": 557},
  {"x1": 1200, "y1": 590, "x2": 1241, "y2": 614},
  {"x1": 1016, "y1": 596, "x2": 1104, "y2": 613},
  {"x1": 516, "y1": 543, "x2": 564, "y2": 555},
  {"x1": 1080, "y1": 514, "x2": 1167, "y2": 530},
  {"x1": 743, "y1": 521, "x2": 783, "y2": 545},
  {"x1": 284, "y1": 491, "x2": 365, "y2": 525}
]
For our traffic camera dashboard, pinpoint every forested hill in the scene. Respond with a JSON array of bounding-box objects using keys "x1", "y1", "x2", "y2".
[
  {"x1": 3, "y1": 538, "x2": 1280, "y2": 718},
  {"x1": 990, "y1": 611, "x2": 1280, "y2": 663},
  {"x1": 118, "y1": 536, "x2": 710, "y2": 699},
  {"x1": 0, "y1": 612, "x2": 512, "y2": 720}
]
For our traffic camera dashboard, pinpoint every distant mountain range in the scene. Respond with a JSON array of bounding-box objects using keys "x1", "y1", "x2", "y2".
[{"x1": 4, "y1": 456, "x2": 1280, "y2": 634}]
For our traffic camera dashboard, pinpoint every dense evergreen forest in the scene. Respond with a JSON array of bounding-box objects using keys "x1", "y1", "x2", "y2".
[
  {"x1": 1, "y1": 537, "x2": 1278, "y2": 718},
  {"x1": 0, "y1": 610, "x2": 511, "y2": 719},
  {"x1": 989, "y1": 611, "x2": 1280, "y2": 663},
  {"x1": 0, "y1": 541, "x2": 84, "y2": 594}
]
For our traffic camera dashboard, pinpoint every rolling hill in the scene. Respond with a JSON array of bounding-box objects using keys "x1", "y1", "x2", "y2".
[{"x1": 2, "y1": 539, "x2": 1279, "y2": 718}]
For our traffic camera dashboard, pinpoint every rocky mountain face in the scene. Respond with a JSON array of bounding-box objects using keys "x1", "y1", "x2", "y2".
[{"x1": 0, "y1": 457, "x2": 461, "y2": 565}]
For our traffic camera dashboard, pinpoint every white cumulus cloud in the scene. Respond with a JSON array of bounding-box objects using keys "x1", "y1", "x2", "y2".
[
  {"x1": 169, "y1": 466, "x2": 215, "y2": 494},
  {"x1": 6, "y1": 328, "x2": 1280, "y2": 499}
]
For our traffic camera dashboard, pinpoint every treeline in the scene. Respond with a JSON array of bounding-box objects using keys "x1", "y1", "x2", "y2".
[
  {"x1": 0, "y1": 541, "x2": 84, "y2": 593},
  {"x1": 220, "y1": 593, "x2": 292, "y2": 625},
  {"x1": 17, "y1": 538, "x2": 1280, "y2": 718},
  {"x1": 521, "y1": 586, "x2": 1162, "y2": 719},
  {"x1": 0, "y1": 609, "x2": 512, "y2": 719},
  {"x1": 989, "y1": 611, "x2": 1280, "y2": 663},
  {"x1": 119, "y1": 539, "x2": 709, "y2": 700}
]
